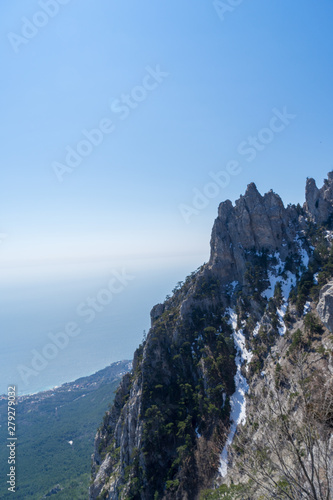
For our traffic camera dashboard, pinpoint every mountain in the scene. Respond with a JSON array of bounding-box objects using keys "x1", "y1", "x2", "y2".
[
  {"x1": 90, "y1": 174, "x2": 333, "y2": 500},
  {"x1": 0, "y1": 360, "x2": 131, "y2": 499}
]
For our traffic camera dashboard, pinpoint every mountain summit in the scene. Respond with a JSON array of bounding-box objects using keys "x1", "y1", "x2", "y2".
[{"x1": 90, "y1": 174, "x2": 333, "y2": 499}]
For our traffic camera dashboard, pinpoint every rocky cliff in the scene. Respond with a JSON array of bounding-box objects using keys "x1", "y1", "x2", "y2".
[{"x1": 90, "y1": 174, "x2": 333, "y2": 500}]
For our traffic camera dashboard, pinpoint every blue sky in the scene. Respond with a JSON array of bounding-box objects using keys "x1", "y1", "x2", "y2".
[{"x1": 1, "y1": 0, "x2": 333, "y2": 270}]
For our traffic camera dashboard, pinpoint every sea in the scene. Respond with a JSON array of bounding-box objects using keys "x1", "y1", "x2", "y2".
[{"x1": 0, "y1": 254, "x2": 206, "y2": 395}]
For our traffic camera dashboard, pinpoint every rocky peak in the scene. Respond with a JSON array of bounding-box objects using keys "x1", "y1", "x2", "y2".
[
  {"x1": 304, "y1": 171, "x2": 333, "y2": 223},
  {"x1": 209, "y1": 182, "x2": 294, "y2": 285},
  {"x1": 209, "y1": 173, "x2": 333, "y2": 286}
]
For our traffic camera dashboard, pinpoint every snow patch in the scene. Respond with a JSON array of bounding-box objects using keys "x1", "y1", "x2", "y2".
[
  {"x1": 219, "y1": 308, "x2": 252, "y2": 477},
  {"x1": 303, "y1": 301, "x2": 311, "y2": 315},
  {"x1": 277, "y1": 307, "x2": 287, "y2": 336},
  {"x1": 262, "y1": 253, "x2": 296, "y2": 302},
  {"x1": 195, "y1": 427, "x2": 201, "y2": 439},
  {"x1": 276, "y1": 291, "x2": 291, "y2": 336},
  {"x1": 299, "y1": 247, "x2": 310, "y2": 268},
  {"x1": 325, "y1": 230, "x2": 333, "y2": 242},
  {"x1": 295, "y1": 235, "x2": 311, "y2": 268},
  {"x1": 266, "y1": 240, "x2": 311, "y2": 334},
  {"x1": 261, "y1": 252, "x2": 296, "y2": 336},
  {"x1": 253, "y1": 322, "x2": 260, "y2": 337},
  {"x1": 230, "y1": 280, "x2": 238, "y2": 291}
]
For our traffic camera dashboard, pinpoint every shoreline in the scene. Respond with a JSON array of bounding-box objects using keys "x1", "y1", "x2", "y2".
[{"x1": 0, "y1": 359, "x2": 132, "y2": 399}]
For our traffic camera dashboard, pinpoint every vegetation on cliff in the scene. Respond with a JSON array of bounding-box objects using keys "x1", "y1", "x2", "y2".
[{"x1": 91, "y1": 174, "x2": 333, "y2": 500}]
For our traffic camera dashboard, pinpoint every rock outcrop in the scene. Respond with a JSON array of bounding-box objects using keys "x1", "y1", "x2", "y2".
[
  {"x1": 305, "y1": 172, "x2": 333, "y2": 224},
  {"x1": 317, "y1": 281, "x2": 333, "y2": 332},
  {"x1": 208, "y1": 183, "x2": 301, "y2": 284},
  {"x1": 90, "y1": 172, "x2": 333, "y2": 500},
  {"x1": 90, "y1": 373, "x2": 133, "y2": 499}
]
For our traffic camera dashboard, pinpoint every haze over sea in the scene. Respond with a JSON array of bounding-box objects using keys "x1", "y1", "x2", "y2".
[{"x1": 1, "y1": 254, "x2": 206, "y2": 396}]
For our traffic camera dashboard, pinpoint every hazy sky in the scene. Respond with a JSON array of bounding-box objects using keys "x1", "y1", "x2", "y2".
[{"x1": 1, "y1": 0, "x2": 333, "y2": 270}]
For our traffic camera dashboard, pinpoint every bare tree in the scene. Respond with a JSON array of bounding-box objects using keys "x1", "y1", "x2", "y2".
[{"x1": 231, "y1": 353, "x2": 333, "y2": 499}]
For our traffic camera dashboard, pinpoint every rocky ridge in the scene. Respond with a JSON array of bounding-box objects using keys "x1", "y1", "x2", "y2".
[{"x1": 90, "y1": 174, "x2": 333, "y2": 500}]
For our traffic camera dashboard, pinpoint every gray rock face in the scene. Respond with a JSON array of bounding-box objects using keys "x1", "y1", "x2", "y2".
[
  {"x1": 208, "y1": 183, "x2": 298, "y2": 284},
  {"x1": 304, "y1": 173, "x2": 333, "y2": 224},
  {"x1": 317, "y1": 281, "x2": 333, "y2": 332},
  {"x1": 90, "y1": 373, "x2": 133, "y2": 500}
]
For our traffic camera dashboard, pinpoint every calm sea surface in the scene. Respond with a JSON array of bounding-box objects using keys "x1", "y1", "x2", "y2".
[{"x1": 0, "y1": 255, "x2": 205, "y2": 395}]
